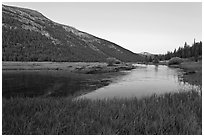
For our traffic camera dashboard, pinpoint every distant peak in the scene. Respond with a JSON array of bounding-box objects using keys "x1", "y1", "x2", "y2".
[{"x1": 140, "y1": 52, "x2": 152, "y2": 56}]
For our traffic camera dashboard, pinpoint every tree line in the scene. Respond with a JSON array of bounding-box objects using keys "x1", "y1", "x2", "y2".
[{"x1": 157, "y1": 39, "x2": 202, "y2": 61}]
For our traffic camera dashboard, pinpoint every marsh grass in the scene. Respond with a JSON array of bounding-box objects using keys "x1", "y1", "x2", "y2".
[
  {"x1": 2, "y1": 90, "x2": 201, "y2": 135},
  {"x1": 180, "y1": 61, "x2": 202, "y2": 85}
]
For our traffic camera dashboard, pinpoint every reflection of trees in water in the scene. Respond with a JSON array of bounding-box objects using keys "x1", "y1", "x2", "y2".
[
  {"x1": 154, "y1": 65, "x2": 158, "y2": 72},
  {"x1": 154, "y1": 65, "x2": 158, "y2": 77}
]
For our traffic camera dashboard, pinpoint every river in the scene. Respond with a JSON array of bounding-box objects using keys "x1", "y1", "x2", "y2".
[
  {"x1": 2, "y1": 64, "x2": 200, "y2": 99},
  {"x1": 78, "y1": 64, "x2": 201, "y2": 100}
]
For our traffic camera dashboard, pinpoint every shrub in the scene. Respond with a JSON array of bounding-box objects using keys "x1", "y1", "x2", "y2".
[
  {"x1": 168, "y1": 57, "x2": 183, "y2": 65},
  {"x1": 106, "y1": 57, "x2": 121, "y2": 66}
]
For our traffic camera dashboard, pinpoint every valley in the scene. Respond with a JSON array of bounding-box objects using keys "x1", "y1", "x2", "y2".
[{"x1": 2, "y1": 3, "x2": 202, "y2": 135}]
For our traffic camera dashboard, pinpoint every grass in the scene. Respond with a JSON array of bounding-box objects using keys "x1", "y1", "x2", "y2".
[
  {"x1": 179, "y1": 61, "x2": 202, "y2": 86},
  {"x1": 2, "y1": 90, "x2": 201, "y2": 135},
  {"x1": 2, "y1": 61, "x2": 107, "y2": 71}
]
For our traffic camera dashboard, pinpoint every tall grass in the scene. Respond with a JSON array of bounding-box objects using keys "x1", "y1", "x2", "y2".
[{"x1": 2, "y1": 90, "x2": 201, "y2": 135}]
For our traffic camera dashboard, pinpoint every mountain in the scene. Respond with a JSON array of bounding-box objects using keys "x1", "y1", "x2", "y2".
[
  {"x1": 139, "y1": 52, "x2": 154, "y2": 57},
  {"x1": 2, "y1": 4, "x2": 144, "y2": 62},
  {"x1": 139, "y1": 52, "x2": 156, "y2": 59}
]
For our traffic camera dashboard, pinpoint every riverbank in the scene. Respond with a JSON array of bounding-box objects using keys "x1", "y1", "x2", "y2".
[
  {"x1": 2, "y1": 61, "x2": 134, "y2": 98},
  {"x1": 167, "y1": 61, "x2": 202, "y2": 86},
  {"x1": 179, "y1": 61, "x2": 202, "y2": 86},
  {"x1": 145, "y1": 60, "x2": 202, "y2": 86},
  {"x1": 2, "y1": 61, "x2": 136, "y2": 74},
  {"x1": 3, "y1": 90, "x2": 201, "y2": 135}
]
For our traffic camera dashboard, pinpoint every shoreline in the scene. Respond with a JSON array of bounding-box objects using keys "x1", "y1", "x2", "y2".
[
  {"x1": 3, "y1": 61, "x2": 201, "y2": 98},
  {"x1": 166, "y1": 61, "x2": 202, "y2": 86},
  {"x1": 139, "y1": 60, "x2": 202, "y2": 86},
  {"x1": 2, "y1": 61, "x2": 131, "y2": 98},
  {"x1": 2, "y1": 61, "x2": 136, "y2": 74},
  {"x1": 2, "y1": 62, "x2": 106, "y2": 71},
  {"x1": 179, "y1": 61, "x2": 202, "y2": 86}
]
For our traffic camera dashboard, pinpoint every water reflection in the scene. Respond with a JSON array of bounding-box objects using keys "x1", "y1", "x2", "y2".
[
  {"x1": 79, "y1": 64, "x2": 201, "y2": 100},
  {"x1": 2, "y1": 70, "x2": 98, "y2": 98}
]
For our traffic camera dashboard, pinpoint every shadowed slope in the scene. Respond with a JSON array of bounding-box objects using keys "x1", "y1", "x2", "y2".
[{"x1": 2, "y1": 4, "x2": 144, "y2": 62}]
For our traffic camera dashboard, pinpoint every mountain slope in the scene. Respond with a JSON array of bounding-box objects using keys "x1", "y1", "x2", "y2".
[{"x1": 2, "y1": 4, "x2": 144, "y2": 62}]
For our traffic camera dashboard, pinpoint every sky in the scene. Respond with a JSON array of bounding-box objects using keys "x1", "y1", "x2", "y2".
[{"x1": 3, "y1": 2, "x2": 202, "y2": 54}]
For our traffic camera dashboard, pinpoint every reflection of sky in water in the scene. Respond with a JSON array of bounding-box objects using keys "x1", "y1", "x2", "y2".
[{"x1": 79, "y1": 64, "x2": 201, "y2": 100}]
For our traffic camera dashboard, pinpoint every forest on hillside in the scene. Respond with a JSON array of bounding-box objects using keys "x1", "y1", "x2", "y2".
[
  {"x1": 2, "y1": 4, "x2": 144, "y2": 62},
  {"x1": 2, "y1": 25, "x2": 143, "y2": 62}
]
